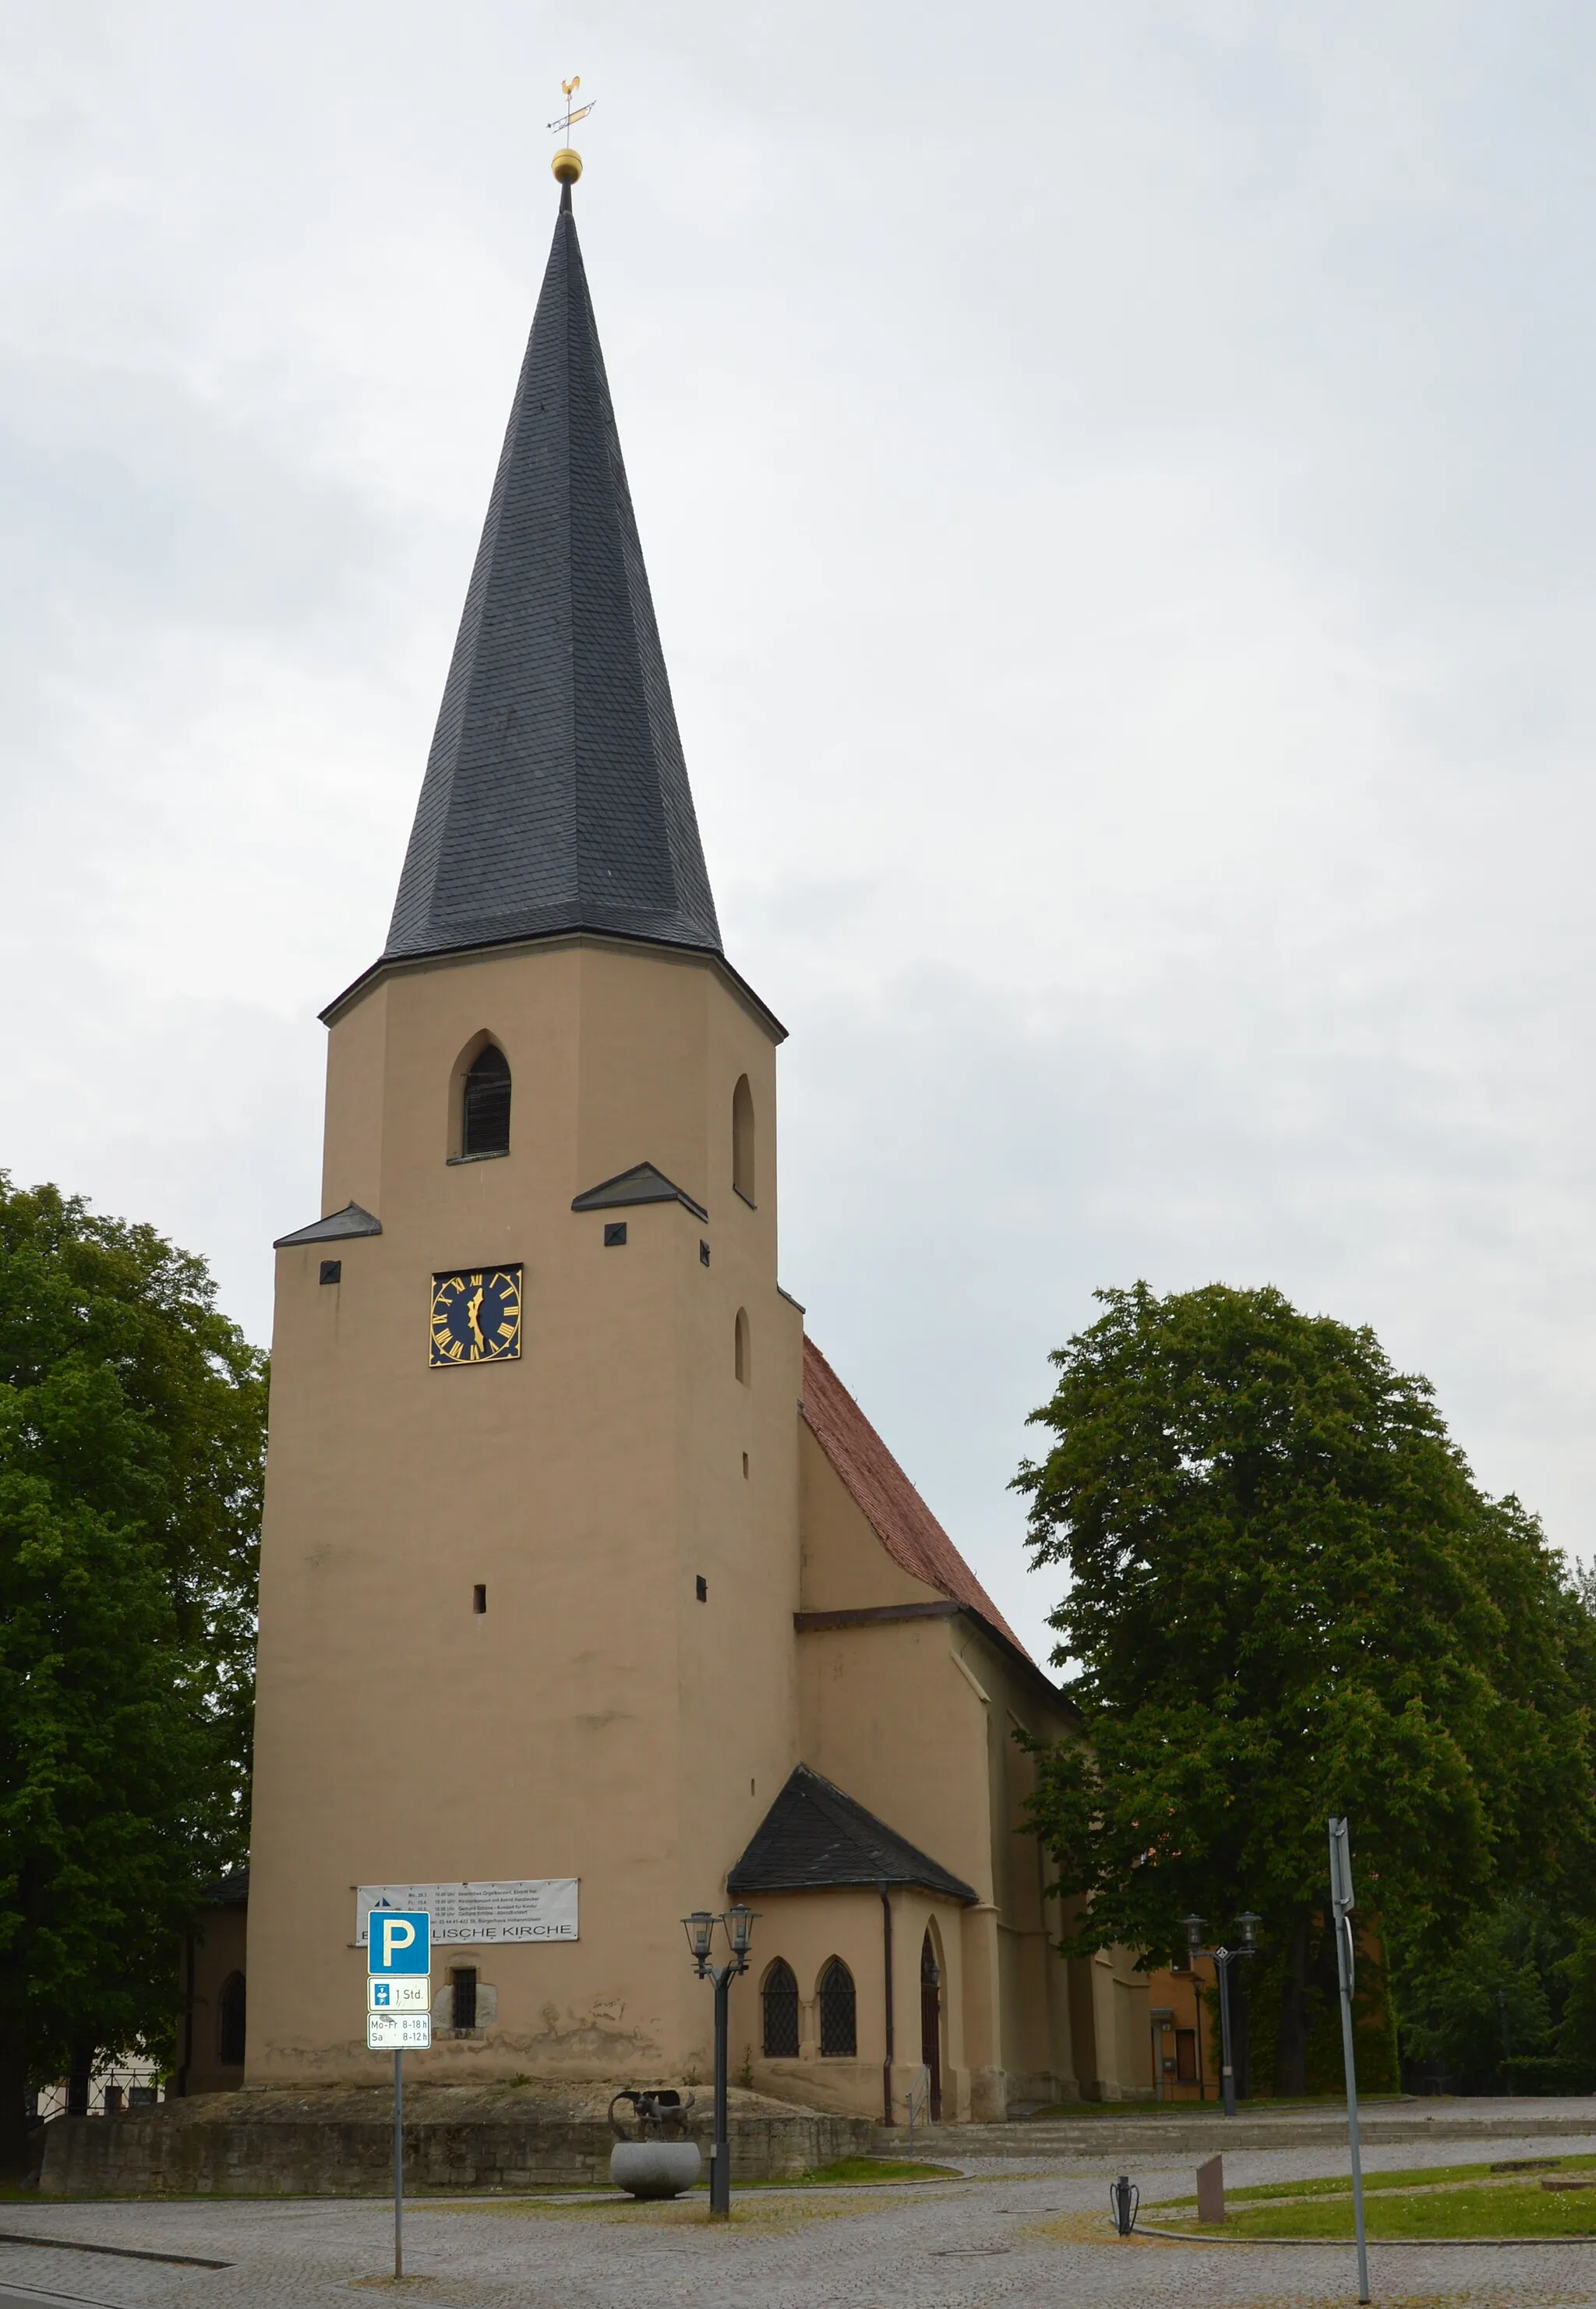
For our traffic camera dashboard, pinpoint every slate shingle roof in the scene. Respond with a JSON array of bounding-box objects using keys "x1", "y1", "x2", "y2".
[
  {"x1": 570, "y1": 1162, "x2": 708, "y2": 1222},
  {"x1": 727, "y1": 1765, "x2": 976, "y2": 1903},
  {"x1": 383, "y1": 186, "x2": 721, "y2": 967},
  {"x1": 273, "y1": 1203, "x2": 383, "y2": 1249},
  {"x1": 801, "y1": 1338, "x2": 1033, "y2": 1660}
]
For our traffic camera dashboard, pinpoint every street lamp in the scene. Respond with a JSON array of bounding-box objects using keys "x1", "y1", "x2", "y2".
[
  {"x1": 681, "y1": 1906, "x2": 758, "y2": 2218},
  {"x1": 1182, "y1": 1911, "x2": 1259, "y2": 2119}
]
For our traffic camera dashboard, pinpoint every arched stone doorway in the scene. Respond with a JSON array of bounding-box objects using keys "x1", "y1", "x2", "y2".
[{"x1": 920, "y1": 1929, "x2": 942, "y2": 2122}]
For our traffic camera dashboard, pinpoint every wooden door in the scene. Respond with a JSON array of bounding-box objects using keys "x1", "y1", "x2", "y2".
[{"x1": 920, "y1": 1932, "x2": 942, "y2": 2122}]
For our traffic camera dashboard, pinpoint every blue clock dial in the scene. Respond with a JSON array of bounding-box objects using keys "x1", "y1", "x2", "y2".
[{"x1": 430, "y1": 1267, "x2": 523, "y2": 1366}]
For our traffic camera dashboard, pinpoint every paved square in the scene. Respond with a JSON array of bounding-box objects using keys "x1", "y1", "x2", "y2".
[{"x1": 9, "y1": 2129, "x2": 1596, "y2": 2308}]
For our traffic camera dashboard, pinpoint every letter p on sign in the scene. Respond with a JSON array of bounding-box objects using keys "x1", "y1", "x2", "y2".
[{"x1": 368, "y1": 1908, "x2": 430, "y2": 1977}]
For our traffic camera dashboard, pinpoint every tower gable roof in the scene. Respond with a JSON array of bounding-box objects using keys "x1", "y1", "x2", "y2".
[
  {"x1": 383, "y1": 190, "x2": 721, "y2": 968},
  {"x1": 273, "y1": 1202, "x2": 383, "y2": 1249},
  {"x1": 727, "y1": 1764, "x2": 976, "y2": 1903},
  {"x1": 800, "y1": 1338, "x2": 1033, "y2": 1660},
  {"x1": 570, "y1": 1160, "x2": 708, "y2": 1222}
]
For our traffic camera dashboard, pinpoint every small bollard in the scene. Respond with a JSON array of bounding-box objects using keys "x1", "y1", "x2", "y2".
[
  {"x1": 1109, "y1": 2173, "x2": 1139, "y2": 2234},
  {"x1": 1196, "y1": 2152, "x2": 1225, "y2": 2224}
]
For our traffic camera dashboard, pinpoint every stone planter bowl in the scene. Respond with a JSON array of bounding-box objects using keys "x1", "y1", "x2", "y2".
[{"x1": 609, "y1": 2139, "x2": 702, "y2": 2199}]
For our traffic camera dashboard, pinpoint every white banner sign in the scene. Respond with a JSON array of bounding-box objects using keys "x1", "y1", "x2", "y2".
[
  {"x1": 357, "y1": 1880, "x2": 579, "y2": 1946},
  {"x1": 368, "y1": 2011, "x2": 431, "y2": 2050}
]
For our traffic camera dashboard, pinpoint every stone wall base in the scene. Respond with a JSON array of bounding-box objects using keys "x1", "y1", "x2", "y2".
[{"x1": 40, "y1": 2084, "x2": 875, "y2": 2198}]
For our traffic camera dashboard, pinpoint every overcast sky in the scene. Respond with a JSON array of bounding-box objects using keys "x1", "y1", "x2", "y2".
[{"x1": 5, "y1": 2, "x2": 1595, "y2": 1665}]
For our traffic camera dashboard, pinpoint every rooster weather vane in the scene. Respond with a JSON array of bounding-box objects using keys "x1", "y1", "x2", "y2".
[{"x1": 548, "y1": 75, "x2": 596, "y2": 140}]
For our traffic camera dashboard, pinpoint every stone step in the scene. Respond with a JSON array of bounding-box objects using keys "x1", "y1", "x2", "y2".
[{"x1": 877, "y1": 2109, "x2": 1596, "y2": 2161}]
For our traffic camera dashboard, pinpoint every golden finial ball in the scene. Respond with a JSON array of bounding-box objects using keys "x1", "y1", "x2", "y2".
[{"x1": 552, "y1": 147, "x2": 583, "y2": 186}]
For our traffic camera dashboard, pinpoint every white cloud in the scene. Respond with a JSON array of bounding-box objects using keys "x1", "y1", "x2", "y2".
[{"x1": 4, "y1": 0, "x2": 1595, "y2": 1666}]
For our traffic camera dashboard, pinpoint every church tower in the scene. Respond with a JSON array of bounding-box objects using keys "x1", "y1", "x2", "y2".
[
  {"x1": 247, "y1": 166, "x2": 802, "y2": 2083},
  {"x1": 243, "y1": 160, "x2": 1143, "y2": 2126}
]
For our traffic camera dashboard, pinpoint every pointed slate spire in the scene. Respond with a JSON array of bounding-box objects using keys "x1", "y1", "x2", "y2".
[{"x1": 383, "y1": 188, "x2": 722, "y2": 964}]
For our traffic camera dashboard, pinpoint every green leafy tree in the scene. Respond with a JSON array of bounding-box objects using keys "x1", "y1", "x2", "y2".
[
  {"x1": 0, "y1": 1181, "x2": 266, "y2": 2172},
  {"x1": 1015, "y1": 1282, "x2": 1594, "y2": 2095},
  {"x1": 1397, "y1": 1894, "x2": 1563, "y2": 2092}
]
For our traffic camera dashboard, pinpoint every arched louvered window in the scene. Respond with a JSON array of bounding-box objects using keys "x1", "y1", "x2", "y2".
[
  {"x1": 817, "y1": 1958, "x2": 856, "y2": 2058},
  {"x1": 217, "y1": 1971, "x2": 247, "y2": 2067},
  {"x1": 732, "y1": 1075, "x2": 755, "y2": 1204},
  {"x1": 462, "y1": 1045, "x2": 511, "y2": 1157},
  {"x1": 761, "y1": 1959, "x2": 800, "y2": 2059}
]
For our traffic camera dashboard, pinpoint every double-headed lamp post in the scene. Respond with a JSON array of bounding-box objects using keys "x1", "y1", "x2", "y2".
[
  {"x1": 682, "y1": 1904, "x2": 757, "y2": 2218},
  {"x1": 1182, "y1": 1910, "x2": 1259, "y2": 2119}
]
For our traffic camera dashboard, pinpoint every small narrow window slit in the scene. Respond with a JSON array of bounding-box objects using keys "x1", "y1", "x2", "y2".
[
  {"x1": 451, "y1": 1968, "x2": 478, "y2": 2031},
  {"x1": 472, "y1": 1584, "x2": 487, "y2": 1614},
  {"x1": 695, "y1": 1575, "x2": 708, "y2": 1602}
]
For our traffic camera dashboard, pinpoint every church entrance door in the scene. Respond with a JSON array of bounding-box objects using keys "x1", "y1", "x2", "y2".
[{"x1": 920, "y1": 1932, "x2": 942, "y2": 2122}]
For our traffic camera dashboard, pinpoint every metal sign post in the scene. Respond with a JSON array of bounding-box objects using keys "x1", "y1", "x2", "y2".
[
  {"x1": 366, "y1": 1908, "x2": 431, "y2": 2284},
  {"x1": 394, "y1": 2048, "x2": 404, "y2": 2277},
  {"x1": 1329, "y1": 1819, "x2": 1370, "y2": 2305}
]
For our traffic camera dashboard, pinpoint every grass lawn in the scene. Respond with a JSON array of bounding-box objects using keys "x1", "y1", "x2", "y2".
[{"x1": 1149, "y1": 2153, "x2": 1596, "y2": 2239}]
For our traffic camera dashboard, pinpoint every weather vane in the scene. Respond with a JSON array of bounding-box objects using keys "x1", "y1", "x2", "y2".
[{"x1": 549, "y1": 74, "x2": 595, "y2": 188}]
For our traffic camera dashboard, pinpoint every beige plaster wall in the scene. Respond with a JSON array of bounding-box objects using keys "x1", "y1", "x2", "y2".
[
  {"x1": 182, "y1": 1905, "x2": 248, "y2": 2099},
  {"x1": 249, "y1": 936, "x2": 800, "y2": 2085},
  {"x1": 796, "y1": 1620, "x2": 994, "y2": 1904},
  {"x1": 797, "y1": 1428, "x2": 941, "y2": 1615},
  {"x1": 723, "y1": 1888, "x2": 971, "y2": 2124},
  {"x1": 792, "y1": 1604, "x2": 1103, "y2": 2115}
]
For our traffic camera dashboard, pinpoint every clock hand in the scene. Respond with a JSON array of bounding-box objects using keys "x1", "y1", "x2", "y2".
[{"x1": 466, "y1": 1287, "x2": 486, "y2": 1350}]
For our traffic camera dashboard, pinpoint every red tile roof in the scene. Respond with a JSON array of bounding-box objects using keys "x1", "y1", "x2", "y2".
[{"x1": 801, "y1": 1337, "x2": 1033, "y2": 1662}]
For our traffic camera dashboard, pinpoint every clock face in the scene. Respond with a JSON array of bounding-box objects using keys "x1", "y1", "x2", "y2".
[{"x1": 430, "y1": 1267, "x2": 522, "y2": 1367}]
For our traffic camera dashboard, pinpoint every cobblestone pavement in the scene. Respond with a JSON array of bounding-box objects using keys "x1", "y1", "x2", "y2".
[{"x1": 7, "y1": 2127, "x2": 1596, "y2": 2308}]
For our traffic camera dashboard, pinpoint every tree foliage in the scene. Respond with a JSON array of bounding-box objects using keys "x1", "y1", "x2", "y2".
[
  {"x1": 1015, "y1": 1282, "x2": 1596, "y2": 2093},
  {"x1": 0, "y1": 1179, "x2": 266, "y2": 2166}
]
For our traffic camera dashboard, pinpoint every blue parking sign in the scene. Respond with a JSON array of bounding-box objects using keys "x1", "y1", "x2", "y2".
[{"x1": 367, "y1": 1908, "x2": 430, "y2": 1976}]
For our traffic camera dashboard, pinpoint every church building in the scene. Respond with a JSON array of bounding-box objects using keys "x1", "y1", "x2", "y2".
[{"x1": 242, "y1": 158, "x2": 1152, "y2": 2123}]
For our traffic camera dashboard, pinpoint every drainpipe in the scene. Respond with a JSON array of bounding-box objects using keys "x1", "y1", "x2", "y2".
[{"x1": 880, "y1": 1883, "x2": 895, "y2": 2124}]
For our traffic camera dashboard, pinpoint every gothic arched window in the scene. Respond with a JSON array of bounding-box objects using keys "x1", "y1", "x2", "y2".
[
  {"x1": 761, "y1": 1959, "x2": 800, "y2": 2059},
  {"x1": 461, "y1": 1045, "x2": 511, "y2": 1158},
  {"x1": 732, "y1": 1075, "x2": 755, "y2": 1205},
  {"x1": 817, "y1": 1958, "x2": 856, "y2": 2058},
  {"x1": 217, "y1": 1971, "x2": 247, "y2": 2068}
]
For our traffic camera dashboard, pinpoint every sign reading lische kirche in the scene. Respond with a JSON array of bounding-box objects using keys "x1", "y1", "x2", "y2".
[{"x1": 358, "y1": 1883, "x2": 579, "y2": 1947}]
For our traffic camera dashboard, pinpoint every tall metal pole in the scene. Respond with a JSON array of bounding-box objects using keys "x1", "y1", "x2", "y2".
[
  {"x1": 393, "y1": 2048, "x2": 404, "y2": 2280},
  {"x1": 711, "y1": 1968, "x2": 731, "y2": 2219},
  {"x1": 1329, "y1": 1818, "x2": 1369, "y2": 2306},
  {"x1": 1216, "y1": 1954, "x2": 1237, "y2": 2119}
]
